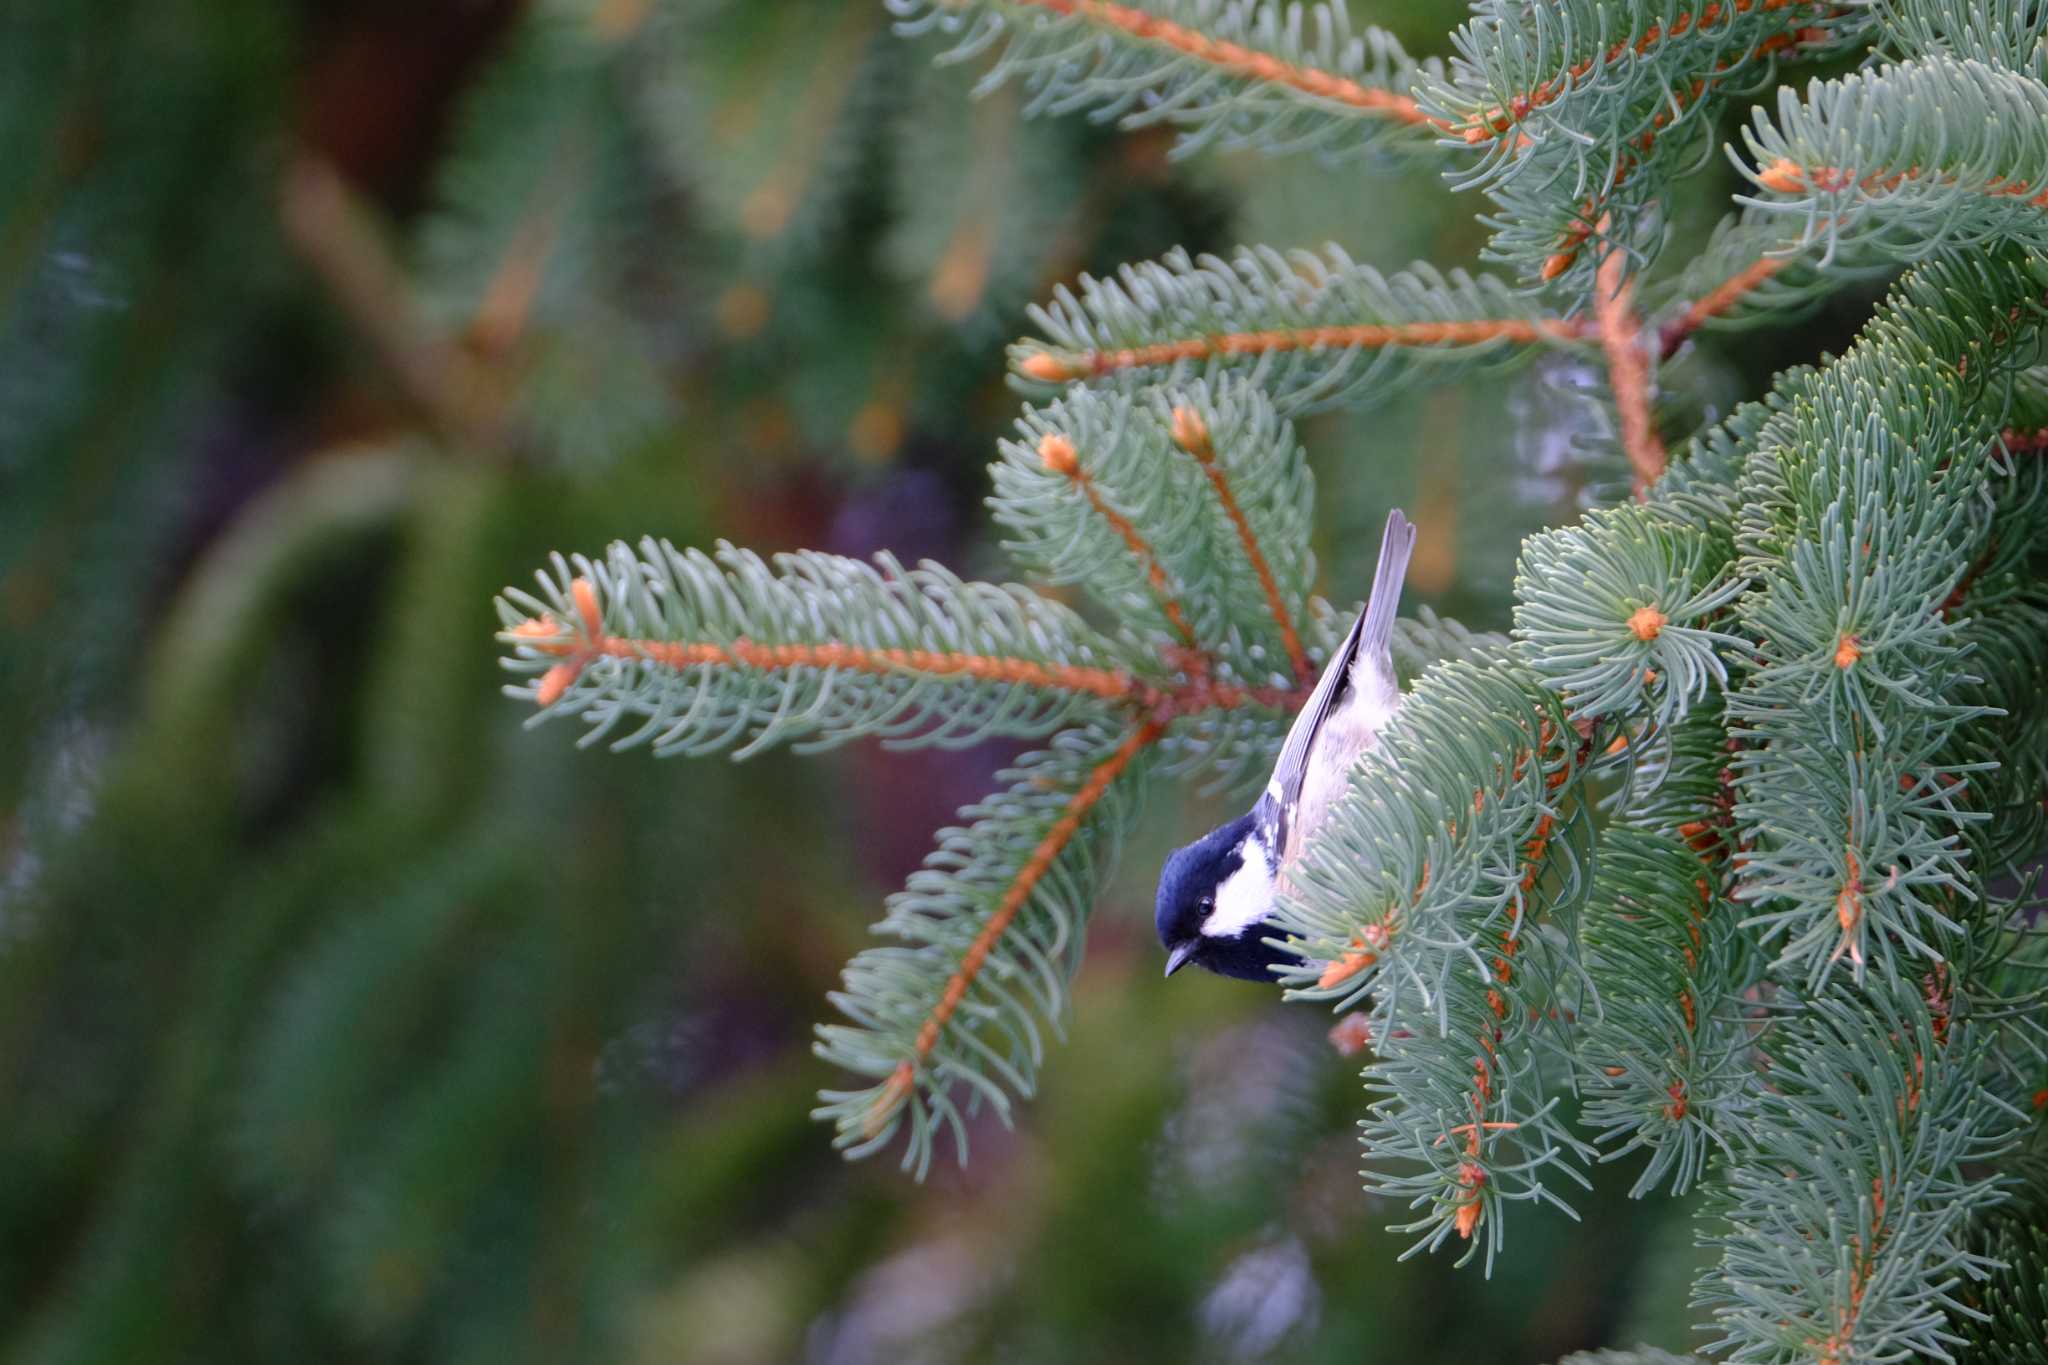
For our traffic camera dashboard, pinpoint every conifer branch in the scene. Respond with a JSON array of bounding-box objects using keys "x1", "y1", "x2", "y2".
[
  {"x1": 1436, "y1": 0, "x2": 1875, "y2": 283},
  {"x1": 868, "y1": 718, "x2": 1161, "y2": 1133},
  {"x1": 1018, "y1": 317, "x2": 1587, "y2": 384},
  {"x1": 815, "y1": 719, "x2": 1159, "y2": 1173},
  {"x1": 1033, "y1": 430, "x2": 1202, "y2": 653},
  {"x1": 1738, "y1": 56, "x2": 2048, "y2": 267},
  {"x1": 1168, "y1": 403, "x2": 1308, "y2": 680},
  {"x1": 1658, "y1": 253, "x2": 1791, "y2": 356},
  {"x1": 497, "y1": 542, "x2": 1145, "y2": 756},
  {"x1": 1007, "y1": 0, "x2": 1441, "y2": 128},
  {"x1": 1727, "y1": 253, "x2": 2045, "y2": 986},
  {"x1": 1016, "y1": 246, "x2": 1585, "y2": 414},
  {"x1": 1698, "y1": 983, "x2": 2016, "y2": 1364},
  {"x1": 891, "y1": 0, "x2": 1447, "y2": 162},
  {"x1": 996, "y1": 379, "x2": 1318, "y2": 683}
]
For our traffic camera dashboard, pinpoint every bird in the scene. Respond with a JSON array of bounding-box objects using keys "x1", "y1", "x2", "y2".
[{"x1": 1156, "y1": 508, "x2": 1417, "y2": 981}]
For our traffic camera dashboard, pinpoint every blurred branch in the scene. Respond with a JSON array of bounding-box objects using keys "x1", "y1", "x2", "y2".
[{"x1": 278, "y1": 154, "x2": 508, "y2": 452}]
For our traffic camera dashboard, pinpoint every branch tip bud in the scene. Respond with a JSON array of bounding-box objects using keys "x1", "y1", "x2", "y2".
[
  {"x1": 1628, "y1": 605, "x2": 1667, "y2": 641},
  {"x1": 571, "y1": 577, "x2": 604, "y2": 639},
  {"x1": 1038, "y1": 432, "x2": 1080, "y2": 476},
  {"x1": 1018, "y1": 352, "x2": 1071, "y2": 383},
  {"x1": 1169, "y1": 404, "x2": 1210, "y2": 455},
  {"x1": 536, "y1": 662, "x2": 579, "y2": 707},
  {"x1": 1756, "y1": 159, "x2": 1808, "y2": 193}
]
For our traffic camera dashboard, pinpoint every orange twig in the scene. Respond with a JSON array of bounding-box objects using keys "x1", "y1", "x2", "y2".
[
  {"x1": 1459, "y1": 0, "x2": 1808, "y2": 142},
  {"x1": 1533, "y1": 13, "x2": 1827, "y2": 279},
  {"x1": 868, "y1": 718, "x2": 1164, "y2": 1136},
  {"x1": 1170, "y1": 405, "x2": 1309, "y2": 680},
  {"x1": 1659, "y1": 254, "x2": 1789, "y2": 356},
  {"x1": 507, "y1": 583, "x2": 1316, "y2": 721},
  {"x1": 1758, "y1": 157, "x2": 2048, "y2": 210},
  {"x1": 1593, "y1": 235, "x2": 1668, "y2": 495},
  {"x1": 1019, "y1": 0, "x2": 1448, "y2": 130},
  {"x1": 1040, "y1": 432, "x2": 1201, "y2": 652},
  {"x1": 512, "y1": 608, "x2": 1150, "y2": 704},
  {"x1": 1019, "y1": 318, "x2": 1586, "y2": 384}
]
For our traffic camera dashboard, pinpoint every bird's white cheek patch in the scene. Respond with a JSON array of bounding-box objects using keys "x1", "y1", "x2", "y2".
[{"x1": 1202, "y1": 853, "x2": 1276, "y2": 940}]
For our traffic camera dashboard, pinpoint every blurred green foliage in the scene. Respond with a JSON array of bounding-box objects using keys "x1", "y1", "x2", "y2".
[{"x1": 0, "y1": 2, "x2": 1898, "y2": 1361}]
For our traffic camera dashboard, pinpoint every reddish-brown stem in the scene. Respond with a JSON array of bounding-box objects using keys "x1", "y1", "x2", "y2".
[
  {"x1": 1659, "y1": 254, "x2": 1790, "y2": 356},
  {"x1": 1019, "y1": 317, "x2": 1588, "y2": 384},
  {"x1": 1758, "y1": 157, "x2": 2048, "y2": 211},
  {"x1": 869, "y1": 718, "x2": 1164, "y2": 1136},
  {"x1": 1016, "y1": 0, "x2": 1449, "y2": 130},
  {"x1": 1594, "y1": 236, "x2": 1669, "y2": 495},
  {"x1": 1170, "y1": 406, "x2": 1310, "y2": 680},
  {"x1": 512, "y1": 613, "x2": 1150, "y2": 705},
  {"x1": 507, "y1": 586, "x2": 1314, "y2": 721}
]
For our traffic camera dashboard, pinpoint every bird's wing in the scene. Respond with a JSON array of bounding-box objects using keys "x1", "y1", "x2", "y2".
[{"x1": 1256, "y1": 510, "x2": 1415, "y2": 860}]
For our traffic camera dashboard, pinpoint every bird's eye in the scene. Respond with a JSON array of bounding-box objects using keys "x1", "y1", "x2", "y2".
[{"x1": 1197, "y1": 895, "x2": 1214, "y2": 912}]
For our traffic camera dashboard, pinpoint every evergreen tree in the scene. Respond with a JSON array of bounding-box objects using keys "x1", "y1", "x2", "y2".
[{"x1": 490, "y1": 4, "x2": 2048, "y2": 1361}]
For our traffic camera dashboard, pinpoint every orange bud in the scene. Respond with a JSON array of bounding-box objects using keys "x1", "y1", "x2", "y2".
[
  {"x1": 571, "y1": 577, "x2": 603, "y2": 638},
  {"x1": 1327, "y1": 1012, "x2": 1376, "y2": 1057},
  {"x1": 1318, "y1": 947, "x2": 1374, "y2": 990},
  {"x1": 1018, "y1": 352, "x2": 1073, "y2": 383},
  {"x1": 1038, "y1": 432, "x2": 1080, "y2": 476},
  {"x1": 1756, "y1": 159, "x2": 1808, "y2": 193},
  {"x1": 1835, "y1": 634, "x2": 1862, "y2": 669},
  {"x1": 1628, "y1": 605, "x2": 1666, "y2": 641},
  {"x1": 509, "y1": 614, "x2": 562, "y2": 640},
  {"x1": 1169, "y1": 404, "x2": 1211, "y2": 455},
  {"x1": 535, "y1": 662, "x2": 578, "y2": 707},
  {"x1": 1540, "y1": 247, "x2": 1578, "y2": 280}
]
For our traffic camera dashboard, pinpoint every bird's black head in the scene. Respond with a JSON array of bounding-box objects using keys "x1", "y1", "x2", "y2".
[{"x1": 1154, "y1": 811, "x2": 1294, "y2": 981}]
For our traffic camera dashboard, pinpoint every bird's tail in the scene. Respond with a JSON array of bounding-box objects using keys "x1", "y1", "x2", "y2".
[{"x1": 1359, "y1": 509, "x2": 1416, "y2": 662}]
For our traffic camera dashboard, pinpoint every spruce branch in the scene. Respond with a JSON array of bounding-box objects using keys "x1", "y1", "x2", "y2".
[
  {"x1": 1578, "y1": 823, "x2": 1755, "y2": 1198},
  {"x1": 1272, "y1": 651, "x2": 1599, "y2": 1265},
  {"x1": 1697, "y1": 981, "x2": 2020, "y2": 1365},
  {"x1": 1515, "y1": 503, "x2": 1748, "y2": 729},
  {"x1": 993, "y1": 377, "x2": 1319, "y2": 686},
  {"x1": 1868, "y1": 0, "x2": 2048, "y2": 76},
  {"x1": 496, "y1": 542, "x2": 1141, "y2": 756},
  {"x1": 1430, "y1": 0, "x2": 1874, "y2": 284},
  {"x1": 1014, "y1": 245, "x2": 1588, "y2": 413},
  {"x1": 1740, "y1": 57, "x2": 2048, "y2": 268},
  {"x1": 1727, "y1": 252, "x2": 2048, "y2": 987},
  {"x1": 890, "y1": 0, "x2": 1449, "y2": 161},
  {"x1": 815, "y1": 718, "x2": 1160, "y2": 1173}
]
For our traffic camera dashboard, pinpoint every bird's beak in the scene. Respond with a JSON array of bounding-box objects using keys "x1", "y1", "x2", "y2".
[{"x1": 1164, "y1": 942, "x2": 1197, "y2": 978}]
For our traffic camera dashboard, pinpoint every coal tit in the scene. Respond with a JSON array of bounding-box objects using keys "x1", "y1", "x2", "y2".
[{"x1": 1157, "y1": 509, "x2": 1416, "y2": 980}]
